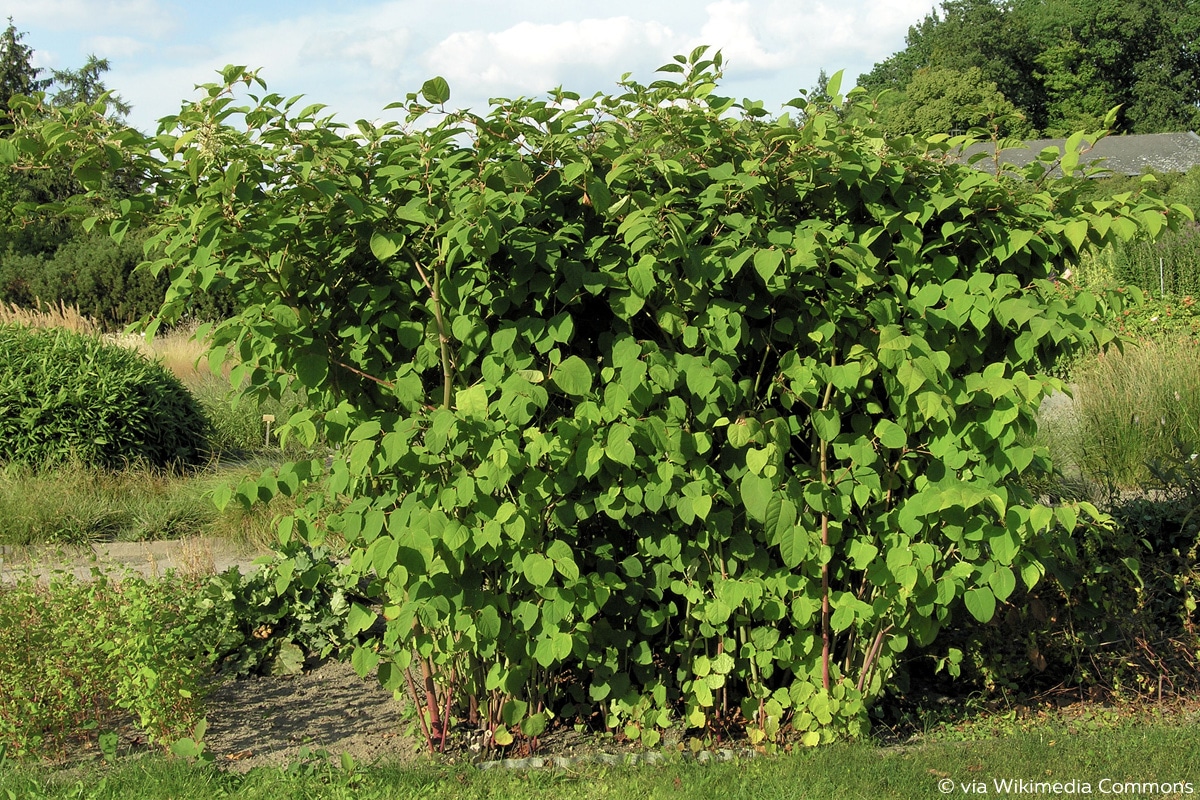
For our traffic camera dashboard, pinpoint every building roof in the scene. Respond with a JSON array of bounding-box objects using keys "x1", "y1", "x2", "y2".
[{"x1": 956, "y1": 131, "x2": 1200, "y2": 177}]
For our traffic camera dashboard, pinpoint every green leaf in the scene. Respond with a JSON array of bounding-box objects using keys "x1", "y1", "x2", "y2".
[
  {"x1": 346, "y1": 602, "x2": 377, "y2": 637},
  {"x1": 1063, "y1": 220, "x2": 1089, "y2": 253},
  {"x1": 830, "y1": 603, "x2": 855, "y2": 632},
  {"x1": 754, "y1": 248, "x2": 784, "y2": 281},
  {"x1": 778, "y1": 523, "x2": 808, "y2": 568},
  {"x1": 740, "y1": 473, "x2": 773, "y2": 523},
  {"x1": 523, "y1": 554, "x2": 554, "y2": 587},
  {"x1": 964, "y1": 587, "x2": 997, "y2": 623},
  {"x1": 370, "y1": 232, "x2": 404, "y2": 262},
  {"x1": 989, "y1": 566, "x2": 1016, "y2": 602},
  {"x1": 212, "y1": 483, "x2": 232, "y2": 512},
  {"x1": 746, "y1": 447, "x2": 772, "y2": 475},
  {"x1": 476, "y1": 605, "x2": 501, "y2": 639},
  {"x1": 349, "y1": 421, "x2": 381, "y2": 441},
  {"x1": 1020, "y1": 560, "x2": 1044, "y2": 591},
  {"x1": 351, "y1": 645, "x2": 380, "y2": 678},
  {"x1": 727, "y1": 419, "x2": 754, "y2": 448},
  {"x1": 456, "y1": 385, "x2": 489, "y2": 418},
  {"x1": 551, "y1": 356, "x2": 592, "y2": 396},
  {"x1": 420, "y1": 76, "x2": 451, "y2": 104},
  {"x1": 812, "y1": 409, "x2": 840, "y2": 441},
  {"x1": 824, "y1": 69, "x2": 844, "y2": 99},
  {"x1": 521, "y1": 712, "x2": 549, "y2": 738},
  {"x1": 271, "y1": 641, "x2": 305, "y2": 676},
  {"x1": 605, "y1": 423, "x2": 637, "y2": 466},
  {"x1": 874, "y1": 419, "x2": 906, "y2": 449},
  {"x1": 349, "y1": 439, "x2": 375, "y2": 474},
  {"x1": 369, "y1": 535, "x2": 399, "y2": 576},
  {"x1": 295, "y1": 353, "x2": 328, "y2": 388}
]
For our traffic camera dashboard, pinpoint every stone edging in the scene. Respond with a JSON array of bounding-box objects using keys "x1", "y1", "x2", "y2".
[{"x1": 473, "y1": 747, "x2": 756, "y2": 771}]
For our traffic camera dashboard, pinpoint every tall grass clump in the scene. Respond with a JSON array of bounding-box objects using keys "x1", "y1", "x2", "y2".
[
  {"x1": 1046, "y1": 339, "x2": 1200, "y2": 486},
  {"x1": 106, "y1": 320, "x2": 216, "y2": 385},
  {"x1": 0, "y1": 462, "x2": 291, "y2": 547},
  {"x1": 108, "y1": 324, "x2": 311, "y2": 458},
  {"x1": 1113, "y1": 221, "x2": 1200, "y2": 298},
  {"x1": 0, "y1": 300, "x2": 100, "y2": 334}
]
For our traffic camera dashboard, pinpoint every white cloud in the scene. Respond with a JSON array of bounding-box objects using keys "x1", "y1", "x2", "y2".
[
  {"x1": 28, "y1": 48, "x2": 56, "y2": 70},
  {"x1": 85, "y1": 35, "x2": 150, "y2": 60},
  {"x1": 302, "y1": 26, "x2": 411, "y2": 73},
  {"x1": 821, "y1": 0, "x2": 937, "y2": 81},
  {"x1": 5, "y1": 0, "x2": 942, "y2": 131},
  {"x1": 423, "y1": 17, "x2": 679, "y2": 97},
  {"x1": 682, "y1": 0, "x2": 935, "y2": 101},
  {"x1": 0, "y1": 0, "x2": 176, "y2": 37},
  {"x1": 695, "y1": 1, "x2": 792, "y2": 73}
]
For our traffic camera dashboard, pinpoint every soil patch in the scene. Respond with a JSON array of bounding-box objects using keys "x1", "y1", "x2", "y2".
[{"x1": 200, "y1": 658, "x2": 418, "y2": 773}]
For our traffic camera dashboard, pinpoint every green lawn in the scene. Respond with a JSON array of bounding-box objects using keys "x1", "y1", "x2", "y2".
[{"x1": 4, "y1": 713, "x2": 1197, "y2": 800}]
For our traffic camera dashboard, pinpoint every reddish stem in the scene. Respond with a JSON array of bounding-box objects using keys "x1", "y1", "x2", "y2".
[
  {"x1": 404, "y1": 667, "x2": 432, "y2": 748},
  {"x1": 820, "y1": 513, "x2": 831, "y2": 692},
  {"x1": 421, "y1": 656, "x2": 442, "y2": 752}
]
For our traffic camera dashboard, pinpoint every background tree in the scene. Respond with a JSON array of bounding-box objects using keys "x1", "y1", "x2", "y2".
[
  {"x1": 0, "y1": 18, "x2": 49, "y2": 123},
  {"x1": 876, "y1": 66, "x2": 1031, "y2": 137},
  {"x1": 0, "y1": 19, "x2": 148, "y2": 323},
  {"x1": 50, "y1": 55, "x2": 131, "y2": 120},
  {"x1": 859, "y1": 0, "x2": 1042, "y2": 130},
  {"x1": 860, "y1": 0, "x2": 1200, "y2": 136}
]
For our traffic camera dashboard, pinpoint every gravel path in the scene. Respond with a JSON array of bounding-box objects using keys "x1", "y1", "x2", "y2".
[{"x1": 0, "y1": 536, "x2": 266, "y2": 585}]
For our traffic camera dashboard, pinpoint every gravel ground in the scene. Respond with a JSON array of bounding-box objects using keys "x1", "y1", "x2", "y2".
[{"x1": 199, "y1": 658, "x2": 418, "y2": 773}]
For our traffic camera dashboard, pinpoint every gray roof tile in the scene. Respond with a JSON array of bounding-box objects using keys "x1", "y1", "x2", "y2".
[{"x1": 956, "y1": 132, "x2": 1200, "y2": 177}]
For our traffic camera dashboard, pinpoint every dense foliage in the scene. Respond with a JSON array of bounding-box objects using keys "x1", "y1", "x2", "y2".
[
  {"x1": 0, "y1": 546, "x2": 368, "y2": 758},
  {"x1": 861, "y1": 0, "x2": 1200, "y2": 136},
  {"x1": 0, "y1": 229, "x2": 236, "y2": 327},
  {"x1": 3, "y1": 51, "x2": 1188, "y2": 748},
  {"x1": 1, "y1": 20, "x2": 145, "y2": 323},
  {"x1": 0, "y1": 325, "x2": 208, "y2": 469},
  {"x1": 0, "y1": 571, "x2": 212, "y2": 756},
  {"x1": 0, "y1": 230, "x2": 160, "y2": 324},
  {"x1": 201, "y1": 540, "x2": 371, "y2": 678},
  {"x1": 919, "y1": 441, "x2": 1200, "y2": 699}
]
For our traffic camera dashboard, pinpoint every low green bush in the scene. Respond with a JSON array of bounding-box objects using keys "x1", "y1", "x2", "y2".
[
  {"x1": 1108, "y1": 289, "x2": 1200, "y2": 343},
  {"x1": 0, "y1": 571, "x2": 216, "y2": 757},
  {"x1": 0, "y1": 325, "x2": 209, "y2": 470},
  {"x1": 0, "y1": 541, "x2": 366, "y2": 759},
  {"x1": 901, "y1": 443, "x2": 1200, "y2": 702},
  {"x1": 198, "y1": 539, "x2": 370, "y2": 678}
]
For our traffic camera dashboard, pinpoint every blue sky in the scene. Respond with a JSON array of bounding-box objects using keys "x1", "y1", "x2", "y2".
[{"x1": 1, "y1": 0, "x2": 935, "y2": 133}]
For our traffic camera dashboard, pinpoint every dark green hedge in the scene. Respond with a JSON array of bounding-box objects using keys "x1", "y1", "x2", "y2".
[{"x1": 0, "y1": 229, "x2": 238, "y2": 328}]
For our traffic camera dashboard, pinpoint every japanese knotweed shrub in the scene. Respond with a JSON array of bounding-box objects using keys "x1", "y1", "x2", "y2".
[
  {"x1": 0, "y1": 325, "x2": 208, "y2": 469},
  {"x1": 6, "y1": 52, "x2": 1190, "y2": 748}
]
